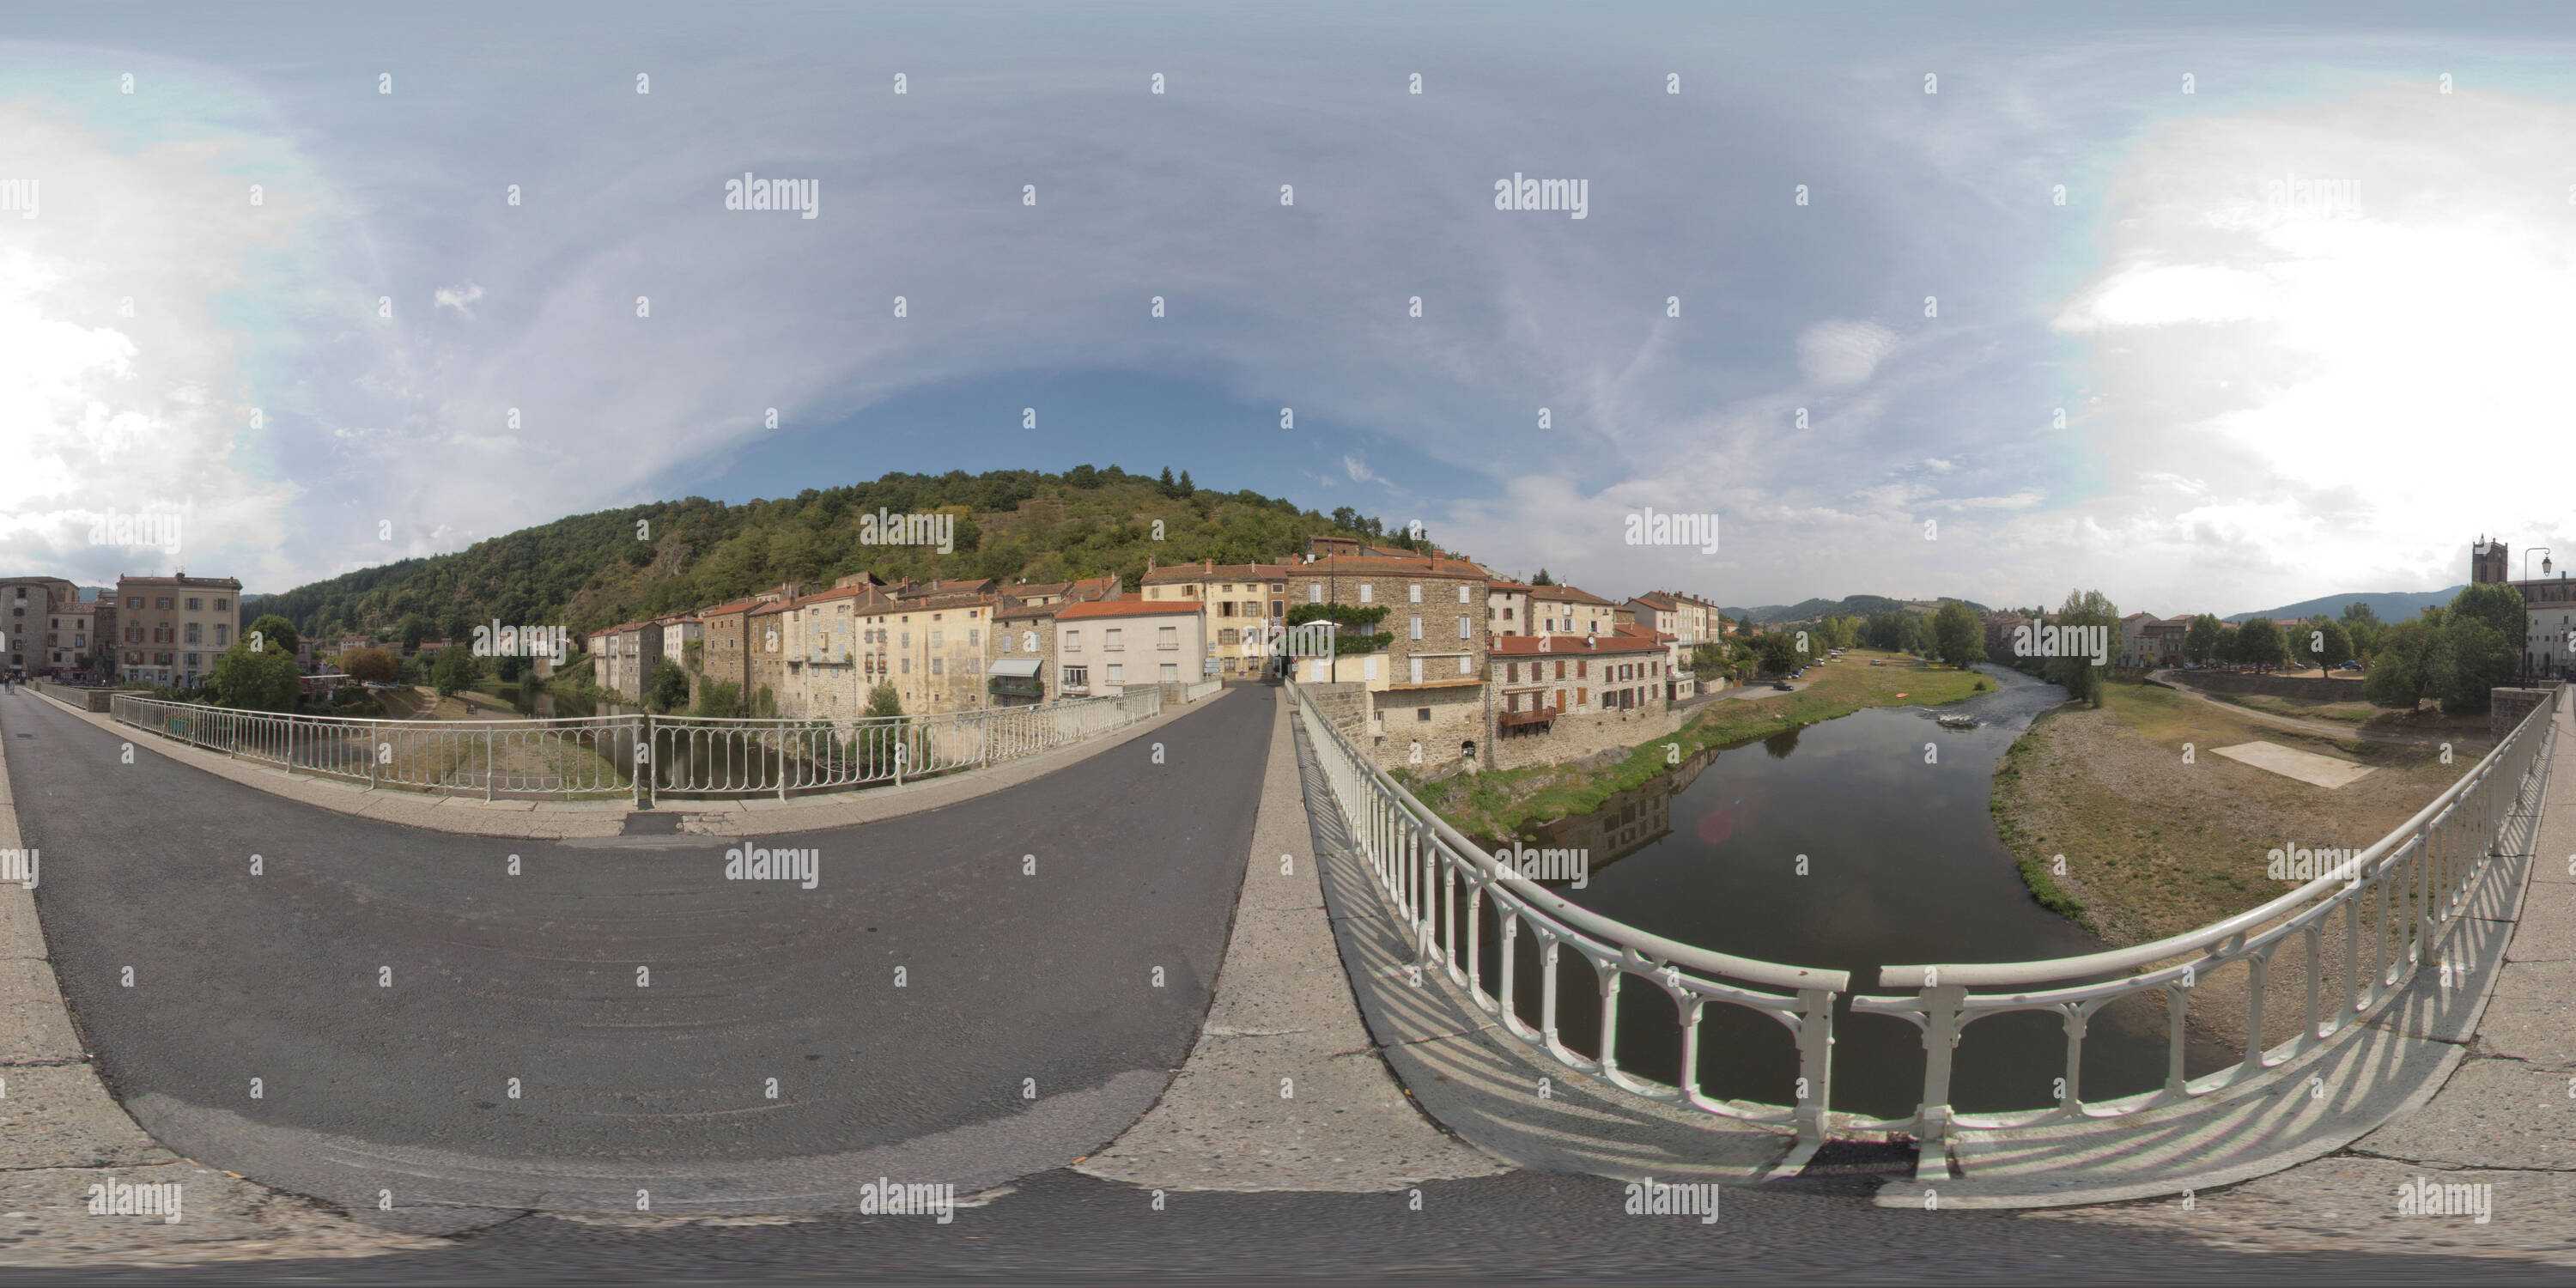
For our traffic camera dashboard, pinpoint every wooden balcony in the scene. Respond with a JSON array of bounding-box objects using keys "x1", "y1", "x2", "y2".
[{"x1": 1498, "y1": 705, "x2": 1558, "y2": 728}]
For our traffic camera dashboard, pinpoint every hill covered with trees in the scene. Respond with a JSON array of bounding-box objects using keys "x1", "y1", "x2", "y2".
[{"x1": 257, "y1": 466, "x2": 1436, "y2": 645}]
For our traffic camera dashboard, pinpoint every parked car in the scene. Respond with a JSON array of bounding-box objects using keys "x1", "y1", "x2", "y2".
[
  {"x1": 1771, "y1": 680, "x2": 1795, "y2": 690},
  {"x1": 2338, "y1": 660, "x2": 2363, "y2": 671}
]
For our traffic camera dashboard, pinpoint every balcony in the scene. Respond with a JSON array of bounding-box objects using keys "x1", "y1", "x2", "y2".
[{"x1": 1499, "y1": 705, "x2": 1558, "y2": 728}]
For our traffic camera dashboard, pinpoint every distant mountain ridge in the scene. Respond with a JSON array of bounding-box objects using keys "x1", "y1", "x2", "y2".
[
  {"x1": 1718, "y1": 594, "x2": 1989, "y2": 623},
  {"x1": 2225, "y1": 585, "x2": 2466, "y2": 624}
]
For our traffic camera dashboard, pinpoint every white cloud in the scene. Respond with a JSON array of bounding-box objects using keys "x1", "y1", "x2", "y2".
[
  {"x1": 1795, "y1": 319, "x2": 1900, "y2": 387},
  {"x1": 433, "y1": 283, "x2": 483, "y2": 318}
]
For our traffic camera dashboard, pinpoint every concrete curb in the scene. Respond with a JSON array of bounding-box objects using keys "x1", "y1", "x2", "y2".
[
  {"x1": 1074, "y1": 685, "x2": 1505, "y2": 1192},
  {"x1": 0, "y1": 690, "x2": 440, "y2": 1265},
  {"x1": 28, "y1": 686, "x2": 1199, "y2": 840}
]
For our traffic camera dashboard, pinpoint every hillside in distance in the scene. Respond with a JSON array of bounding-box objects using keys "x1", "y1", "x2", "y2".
[
  {"x1": 256, "y1": 466, "x2": 1430, "y2": 644},
  {"x1": 2224, "y1": 585, "x2": 2467, "y2": 624},
  {"x1": 1719, "y1": 594, "x2": 1990, "y2": 624}
]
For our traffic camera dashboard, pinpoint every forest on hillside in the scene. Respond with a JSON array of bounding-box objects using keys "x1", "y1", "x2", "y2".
[{"x1": 255, "y1": 466, "x2": 1436, "y2": 645}]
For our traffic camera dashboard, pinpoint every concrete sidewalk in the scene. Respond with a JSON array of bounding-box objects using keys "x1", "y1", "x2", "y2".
[
  {"x1": 25, "y1": 686, "x2": 1196, "y2": 839},
  {"x1": 0, "y1": 690, "x2": 440, "y2": 1267},
  {"x1": 1075, "y1": 686, "x2": 1504, "y2": 1191}
]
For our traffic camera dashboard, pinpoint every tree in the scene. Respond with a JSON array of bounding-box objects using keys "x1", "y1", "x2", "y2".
[
  {"x1": 1932, "y1": 600, "x2": 1988, "y2": 671},
  {"x1": 2363, "y1": 619, "x2": 2438, "y2": 708},
  {"x1": 342, "y1": 647, "x2": 398, "y2": 684},
  {"x1": 2236, "y1": 617, "x2": 2287, "y2": 672},
  {"x1": 1157, "y1": 466, "x2": 1178, "y2": 497},
  {"x1": 2433, "y1": 618, "x2": 2516, "y2": 714},
  {"x1": 1531, "y1": 568, "x2": 1554, "y2": 586},
  {"x1": 2338, "y1": 602, "x2": 2384, "y2": 663},
  {"x1": 866, "y1": 682, "x2": 903, "y2": 719},
  {"x1": 2184, "y1": 613, "x2": 2224, "y2": 665},
  {"x1": 495, "y1": 653, "x2": 526, "y2": 682},
  {"x1": 693, "y1": 679, "x2": 742, "y2": 717},
  {"x1": 647, "y1": 658, "x2": 690, "y2": 712},
  {"x1": 2294, "y1": 616, "x2": 2354, "y2": 674},
  {"x1": 1755, "y1": 632, "x2": 1801, "y2": 675},
  {"x1": 2045, "y1": 590, "x2": 2118, "y2": 706},
  {"x1": 210, "y1": 644, "x2": 301, "y2": 712},
  {"x1": 400, "y1": 614, "x2": 429, "y2": 651},
  {"x1": 431, "y1": 644, "x2": 481, "y2": 696},
  {"x1": 1177, "y1": 470, "x2": 1194, "y2": 496},
  {"x1": 246, "y1": 613, "x2": 300, "y2": 657},
  {"x1": 2449, "y1": 581, "x2": 2526, "y2": 647}
]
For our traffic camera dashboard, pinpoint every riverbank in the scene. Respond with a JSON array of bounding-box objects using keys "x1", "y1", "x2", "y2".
[
  {"x1": 1990, "y1": 676, "x2": 2492, "y2": 947},
  {"x1": 1410, "y1": 649, "x2": 1990, "y2": 839}
]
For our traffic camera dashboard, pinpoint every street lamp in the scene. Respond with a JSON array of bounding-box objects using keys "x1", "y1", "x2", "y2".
[{"x1": 2523, "y1": 549, "x2": 2553, "y2": 684}]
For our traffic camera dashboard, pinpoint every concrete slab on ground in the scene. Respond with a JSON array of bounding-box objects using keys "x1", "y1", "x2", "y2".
[{"x1": 2212, "y1": 740, "x2": 2376, "y2": 788}]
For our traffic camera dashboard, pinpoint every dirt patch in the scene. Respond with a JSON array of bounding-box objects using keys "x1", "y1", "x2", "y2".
[{"x1": 1992, "y1": 679, "x2": 2491, "y2": 1054}]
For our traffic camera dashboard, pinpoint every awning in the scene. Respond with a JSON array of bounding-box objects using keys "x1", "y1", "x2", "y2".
[{"x1": 987, "y1": 657, "x2": 1043, "y2": 677}]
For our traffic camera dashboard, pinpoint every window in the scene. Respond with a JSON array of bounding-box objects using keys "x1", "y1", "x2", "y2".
[
  {"x1": 1417, "y1": 708, "x2": 1432, "y2": 721},
  {"x1": 1063, "y1": 665, "x2": 1087, "y2": 688},
  {"x1": 1221, "y1": 584, "x2": 1234, "y2": 593},
  {"x1": 128, "y1": 597, "x2": 142, "y2": 610},
  {"x1": 1457, "y1": 616, "x2": 1470, "y2": 640},
  {"x1": 1105, "y1": 628, "x2": 1124, "y2": 651},
  {"x1": 1271, "y1": 600, "x2": 1283, "y2": 617},
  {"x1": 1066, "y1": 629, "x2": 1081, "y2": 652},
  {"x1": 1218, "y1": 629, "x2": 1239, "y2": 645},
  {"x1": 1409, "y1": 584, "x2": 1422, "y2": 603},
  {"x1": 968, "y1": 628, "x2": 980, "y2": 647},
  {"x1": 214, "y1": 598, "x2": 228, "y2": 611},
  {"x1": 1577, "y1": 659, "x2": 1589, "y2": 677},
  {"x1": 1308, "y1": 583, "x2": 1322, "y2": 604},
  {"x1": 1106, "y1": 663, "x2": 1125, "y2": 684},
  {"x1": 930, "y1": 629, "x2": 943, "y2": 647},
  {"x1": 901, "y1": 657, "x2": 911, "y2": 673},
  {"x1": 1358, "y1": 584, "x2": 1373, "y2": 604},
  {"x1": 932, "y1": 657, "x2": 943, "y2": 675},
  {"x1": 215, "y1": 624, "x2": 229, "y2": 646},
  {"x1": 185, "y1": 653, "x2": 201, "y2": 667},
  {"x1": 185, "y1": 598, "x2": 201, "y2": 611},
  {"x1": 1458, "y1": 655, "x2": 1473, "y2": 675},
  {"x1": 1157, "y1": 626, "x2": 1177, "y2": 649},
  {"x1": 1458, "y1": 586, "x2": 1472, "y2": 604},
  {"x1": 184, "y1": 623, "x2": 201, "y2": 644},
  {"x1": 1220, "y1": 601, "x2": 1236, "y2": 617},
  {"x1": 158, "y1": 597, "x2": 173, "y2": 611},
  {"x1": 1409, "y1": 616, "x2": 1423, "y2": 641},
  {"x1": 1159, "y1": 663, "x2": 1178, "y2": 683}
]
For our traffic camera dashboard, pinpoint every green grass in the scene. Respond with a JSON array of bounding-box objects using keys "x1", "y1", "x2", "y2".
[{"x1": 1417, "y1": 649, "x2": 1990, "y2": 837}]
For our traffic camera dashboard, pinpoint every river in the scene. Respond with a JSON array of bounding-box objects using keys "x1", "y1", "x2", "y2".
[{"x1": 1484, "y1": 664, "x2": 2228, "y2": 1121}]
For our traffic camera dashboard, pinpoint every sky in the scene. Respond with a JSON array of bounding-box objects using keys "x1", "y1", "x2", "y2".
[{"x1": 3, "y1": 3, "x2": 2574, "y2": 619}]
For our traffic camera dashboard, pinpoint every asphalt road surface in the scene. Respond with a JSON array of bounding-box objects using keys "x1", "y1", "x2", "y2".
[{"x1": 2, "y1": 688, "x2": 1267, "y2": 1216}]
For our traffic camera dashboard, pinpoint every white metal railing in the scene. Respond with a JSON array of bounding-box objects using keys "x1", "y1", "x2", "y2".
[
  {"x1": 108, "y1": 688, "x2": 1163, "y2": 805},
  {"x1": 1851, "y1": 684, "x2": 2560, "y2": 1179},
  {"x1": 1288, "y1": 678, "x2": 1850, "y2": 1157},
  {"x1": 1288, "y1": 676, "x2": 2558, "y2": 1172},
  {"x1": 1185, "y1": 678, "x2": 1223, "y2": 703}
]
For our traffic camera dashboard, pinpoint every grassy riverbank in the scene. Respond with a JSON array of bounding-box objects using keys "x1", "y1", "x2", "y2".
[
  {"x1": 1409, "y1": 649, "x2": 1990, "y2": 838},
  {"x1": 1990, "y1": 677, "x2": 2491, "y2": 946}
]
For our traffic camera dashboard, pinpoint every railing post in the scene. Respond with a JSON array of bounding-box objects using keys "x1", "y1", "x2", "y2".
[
  {"x1": 1795, "y1": 986, "x2": 1836, "y2": 1151},
  {"x1": 1911, "y1": 983, "x2": 1966, "y2": 1182},
  {"x1": 633, "y1": 714, "x2": 650, "y2": 809},
  {"x1": 485, "y1": 726, "x2": 494, "y2": 802}
]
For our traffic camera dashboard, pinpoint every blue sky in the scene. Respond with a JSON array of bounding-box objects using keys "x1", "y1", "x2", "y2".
[{"x1": 5, "y1": 3, "x2": 2575, "y2": 617}]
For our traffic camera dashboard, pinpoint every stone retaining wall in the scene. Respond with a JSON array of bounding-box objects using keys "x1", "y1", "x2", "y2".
[{"x1": 2169, "y1": 671, "x2": 2365, "y2": 702}]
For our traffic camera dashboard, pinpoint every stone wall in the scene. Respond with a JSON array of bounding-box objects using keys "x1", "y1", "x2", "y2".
[
  {"x1": 1367, "y1": 683, "x2": 1487, "y2": 777},
  {"x1": 2490, "y1": 686, "x2": 2557, "y2": 742},
  {"x1": 2168, "y1": 671, "x2": 2365, "y2": 702},
  {"x1": 1490, "y1": 702, "x2": 1685, "y2": 773},
  {"x1": 1301, "y1": 682, "x2": 1370, "y2": 740}
]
